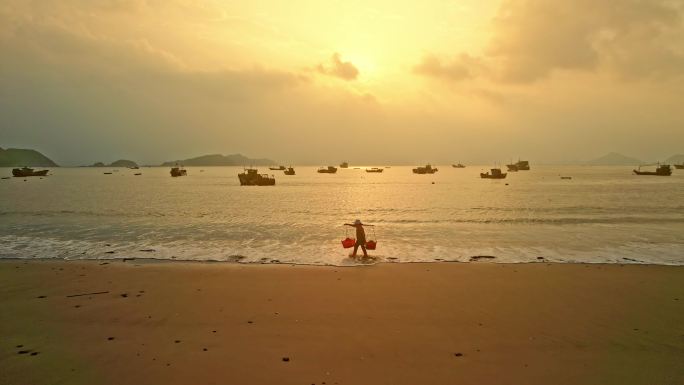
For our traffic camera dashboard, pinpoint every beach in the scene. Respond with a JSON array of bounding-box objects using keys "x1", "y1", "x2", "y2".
[{"x1": 1, "y1": 260, "x2": 682, "y2": 385}]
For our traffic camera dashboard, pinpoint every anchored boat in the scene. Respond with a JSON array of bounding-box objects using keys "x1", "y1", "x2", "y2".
[
  {"x1": 238, "y1": 168, "x2": 276, "y2": 185},
  {"x1": 339, "y1": 162, "x2": 349, "y2": 168},
  {"x1": 633, "y1": 164, "x2": 672, "y2": 176},
  {"x1": 269, "y1": 166, "x2": 286, "y2": 171},
  {"x1": 284, "y1": 167, "x2": 295, "y2": 175},
  {"x1": 452, "y1": 163, "x2": 465, "y2": 168},
  {"x1": 318, "y1": 166, "x2": 338, "y2": 174},
  {"x1": 674, "y1": 164, "x2": 684, "y2": 170},
  {"x1": 413, "y1": 164, "x2": 438, "y2": 174},
  {"x1": 480, "y1": 168, "x2": 507, "y2": 179},
  {"x1": 507, "y1": 159, "x2": 529, "y2": 171},
  {"x1": 170, "y1": 165, "x2": 187, "y2": 177},
  {"x1": 365, "y1": 167, "x2": 384, "y2": 173},
  {"x1": 12, "y1": 167, "x2": 49, "y2": 177}
]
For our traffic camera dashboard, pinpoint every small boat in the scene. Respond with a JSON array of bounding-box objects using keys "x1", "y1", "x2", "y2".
[
  {"x1": 508, "y1": 159, "x2": 530, "y2": 171},
  {"x1": 170, "y1": 165, "x2": 187, "y2": 177},
  {"x1": 128, "y1": 166, "x2": 140, "y2": 170},
  {"x1": 365, "y1": 167, "x2": 384, "y2": 173},
  {"x1": 134, "y1": 173, "x2": 142, "y2": 176},
  {"x1": 238, "y1": 168, "x2": 276, "y2": 186},
  {"x1": 633, "y1": 164, "x2": 672, "y2": 176},
  {"x1": 675, "y1": 164, "x2": 684, "y2": 169},
  {"x1": 452, "y1": 163, "x2": 465, "y2": 168},
  {"x1": 340, "y1": 162, "x2": 349, "y2": 168},
  {"x1": 480, "y1": 168, "x2": 507, "y2": 179},
  {"x1": 506, "y1": 163, "x2": 519, "y2": 172},
  {"x1": 269, "y1": 166, "x2": 286, "y2": 171},
  {"x1": 103, "y1": 172, "x2": 113, "y2": 175},
  {"x1": 413, "y1": 164, "x2": 438, "y2": 174},
  {"x1": 560, "y1": 176, "x2": 572, "y2": 180},
  {"x1": 1, "y1": 177, "x2": 11, "y2": 180},
  {"x1": 318, "y1": 166, "x2": 338, "y2": 174},
  {"x1": 284, "y1": 167, "x2": 295, "y2": 175},
  {"x1": 12, "y1": 167, "x2": 49, "y2": 177}
]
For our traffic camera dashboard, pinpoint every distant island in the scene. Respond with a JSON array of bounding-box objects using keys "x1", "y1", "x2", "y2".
[
  {"x1": 0, "y1": 147, "x2": 58, "y2": 167},
  {"x1": 87, "y1": 159, "x2": 138, "y2": 168},
  {"x1": 585, "y1": 152, "x2": 643, "y2": 166},
  {"x1": 161, "y1": 154, "x2": 275, "y2": 167}
]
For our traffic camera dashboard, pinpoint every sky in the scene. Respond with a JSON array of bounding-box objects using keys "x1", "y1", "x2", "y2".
[{"x1": 1, "y1": 0, "x2": 683, "y2": 166}]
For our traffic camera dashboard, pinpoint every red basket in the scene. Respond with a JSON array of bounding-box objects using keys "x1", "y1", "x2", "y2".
[
  {"x1": 365, "y1": 240, "x2": 377, "y2": 250},
  {"x1": 341, "y1": 238, "x2": 356, "y2": 249}
]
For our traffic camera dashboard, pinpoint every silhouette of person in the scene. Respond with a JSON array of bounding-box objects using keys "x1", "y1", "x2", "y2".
[{"x1": 344, "y1": 219, "x2": 368, "y2": 258}]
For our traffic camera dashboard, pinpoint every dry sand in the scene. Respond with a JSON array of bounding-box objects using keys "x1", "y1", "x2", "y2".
[{"x1": 1, "y1": 259, "x2": 683, "y2": 385}]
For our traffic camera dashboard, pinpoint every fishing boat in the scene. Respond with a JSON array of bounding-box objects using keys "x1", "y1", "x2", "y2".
[
  {"x1": 170, "y1": 165, "x2": 187, "y2": 177},
  {"x1": 480, "y1": 168, "x2": 507, "y2": 179},
  {"x1": 509, "y1": 160, "x2": 530, "y2": 170},
  {"x1": 506, "y1": 163, "x2": 519, "y2": 172},
  {"x1": 365, "y1": 167, "x2": 384, "y2": 173},
  {"x1": 452, "y1": 163, "x2": 465, "y2": 168},
  {"x1": 675, "y1": 164, "x2": 684, "y2": 169},
  {"x1": 318, "y1": 166, "x2": 338, "y2": 174},
  {"x1": 284, "y1": 167, "x2": 295, "y2": 175},
  {"x1": 413, "y1": 164, "x2": 438, "y2": 174},
  {"x1": 340, "y1": 162, "x2": 349, "y2": 168},
  {"x1": 269, "y1": 166, "x2": 286, "y2": 171},
  {"x1": 12, "y1": 167, "x2": 49, "y2": 177},
  {"x1": 633, "y1": 164, "x2": 672, "y2": 176},
  {"x1": 238, "y1": 168, "x2": 276, "y2": 186}
]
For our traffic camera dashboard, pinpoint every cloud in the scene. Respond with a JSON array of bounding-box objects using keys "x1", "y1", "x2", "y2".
[
  {"x1": 416, "y1": 0, "x2": 684, "y2": 83},
  {"x1": 413, "y1": 54, "x2": 483, "y2": 81},
  {"x1": 316, "y1": 53, "x2": 359, "y2": 80}
]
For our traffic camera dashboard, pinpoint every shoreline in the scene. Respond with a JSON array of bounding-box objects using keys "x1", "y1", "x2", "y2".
[
  {"x1": 2, "y1": 259, "x2": 683, "y2": 385},
  {"x1": 2, "y1": 255, "x2": 683, "y2": 267}
]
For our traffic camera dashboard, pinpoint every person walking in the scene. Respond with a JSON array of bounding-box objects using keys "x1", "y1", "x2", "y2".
[{"x1": 344, "y1": 219, "x2": 369, "y2": 258}]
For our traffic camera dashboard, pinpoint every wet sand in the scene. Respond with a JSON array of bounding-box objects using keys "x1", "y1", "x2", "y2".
[{"x1": 1, "y1": 259, "x2": 683, "y2": 385}]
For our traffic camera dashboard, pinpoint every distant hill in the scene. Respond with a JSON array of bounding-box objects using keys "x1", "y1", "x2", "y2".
[
  {"x1": 161, "y1": 154, "x2": 275, "y2": 167},
  {"x1": 585, "y1": 152, "x2": 642, "y2": 166},
  {"x1": 0, "y1": 147, "x2": 58, "y2": 167},
  {"x1": 110, "y1": 159, "x2": 138, "y2": 168},
  {"x1": 664, "y1": 154, "x2": 684, "y2": 164},
  {"x1": 87, "y1": 159, "x2": 138, "y2": 168}
]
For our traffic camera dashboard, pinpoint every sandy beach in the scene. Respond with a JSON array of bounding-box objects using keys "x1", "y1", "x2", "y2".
[{"x1": 1, "y1": 260, "x2": 682, "y2": 385}]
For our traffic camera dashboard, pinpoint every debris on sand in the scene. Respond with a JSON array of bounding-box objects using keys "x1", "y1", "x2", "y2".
[{"x1": 469, "y1": 255, "x2": 496, "y2": 262}]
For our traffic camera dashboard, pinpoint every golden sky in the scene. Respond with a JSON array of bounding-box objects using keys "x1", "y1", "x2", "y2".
[{"x1": 1, "y1": 0, "x2": 683, "y2": 165}]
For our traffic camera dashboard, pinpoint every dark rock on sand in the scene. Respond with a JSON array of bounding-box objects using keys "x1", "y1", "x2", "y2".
[{"x1": 470, "y1": 255, "x2": 496, "y2": 262}]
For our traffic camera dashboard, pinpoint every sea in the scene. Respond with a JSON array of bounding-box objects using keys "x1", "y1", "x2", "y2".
[{"x1": 1, "y1": 166, "x2": 683, "y2": 266}]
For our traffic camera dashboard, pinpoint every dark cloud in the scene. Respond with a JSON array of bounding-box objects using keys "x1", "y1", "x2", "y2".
[{"x1": 316, "y1": 53, "x2": 359, "y2": 80}]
